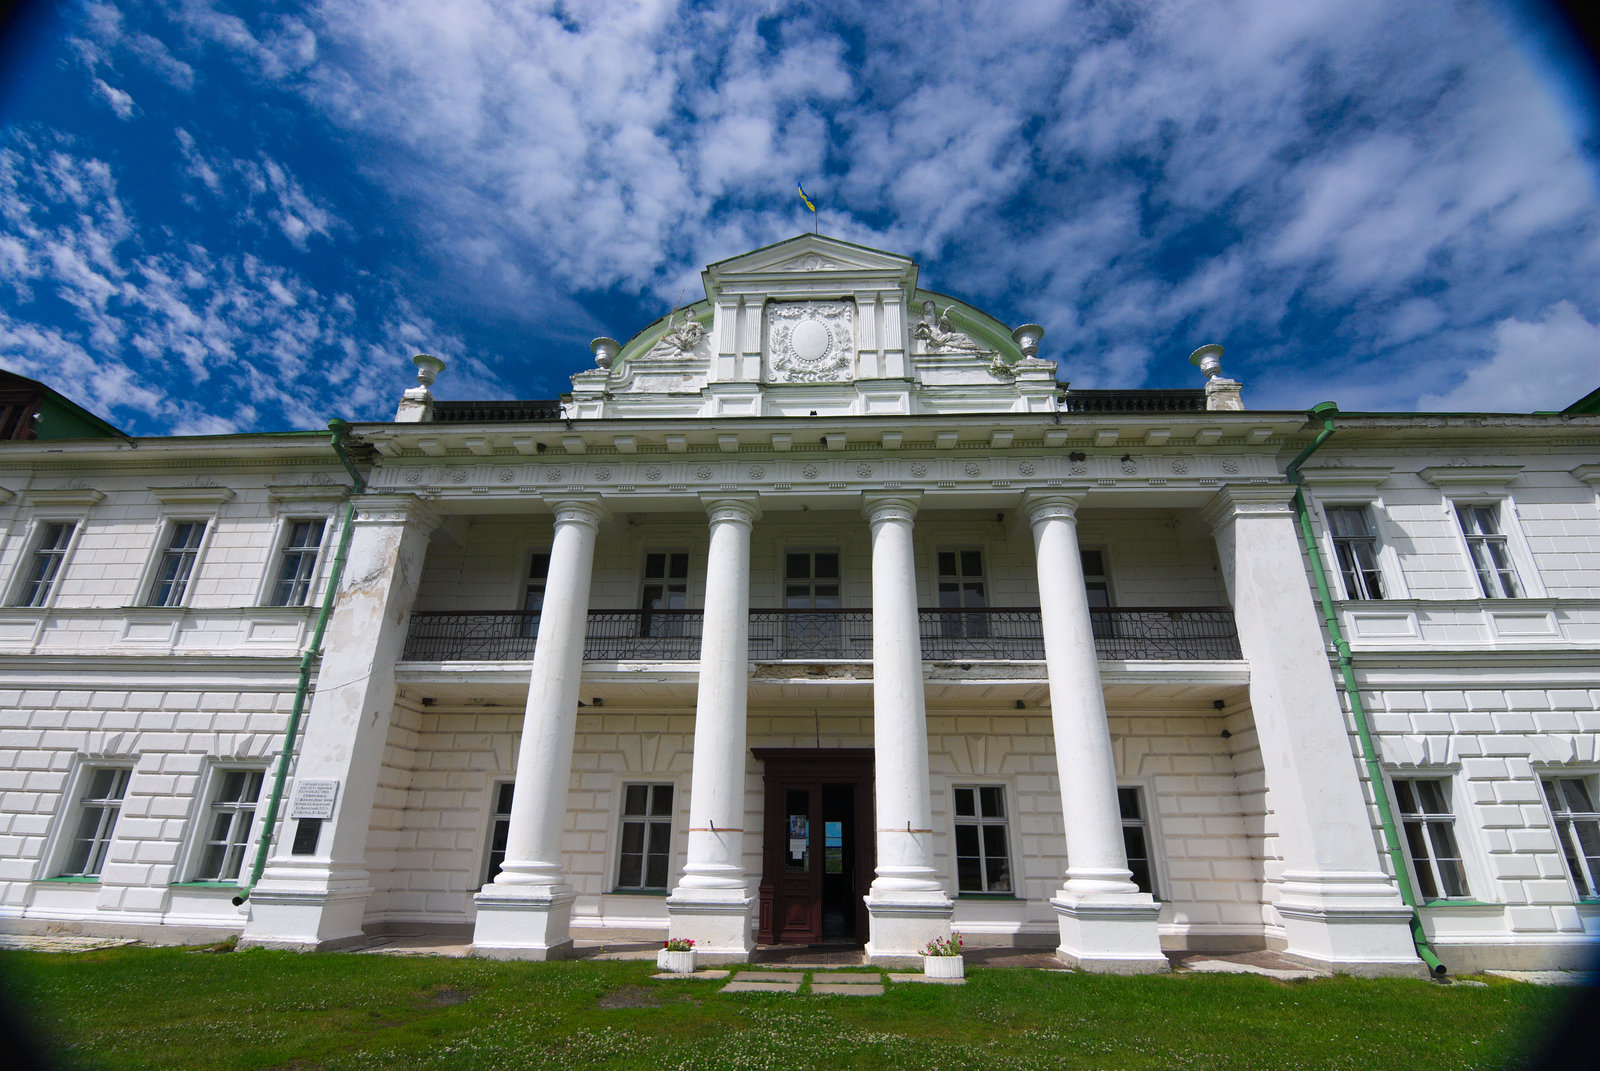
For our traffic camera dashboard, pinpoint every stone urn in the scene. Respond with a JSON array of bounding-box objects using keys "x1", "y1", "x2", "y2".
[
  {"x1": 922, "y1": 953, "x2": 965, "y2": 979},
  {"x1": 657, "y1": 947, "x2": 697, "y2": 973}
]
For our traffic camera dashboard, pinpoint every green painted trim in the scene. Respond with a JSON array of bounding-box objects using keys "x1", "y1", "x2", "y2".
[
  {"x1": 615, "y1": 300, "x2": 713, "y2": 364},
  {"x1": 171, "y1": 881, "x2": 246, "y2": 891},
  {"x1": 43, "y1": 875, "x2": 101, "y2": 884}
]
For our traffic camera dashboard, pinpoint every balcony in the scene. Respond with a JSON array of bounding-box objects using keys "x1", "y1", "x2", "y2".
[{"x1": 402, "y1": 607, "x2": 1241, "y2": 662}]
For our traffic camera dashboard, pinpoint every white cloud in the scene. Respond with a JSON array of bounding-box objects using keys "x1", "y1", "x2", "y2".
[
  {"x1": 92, "y1": 78, "x2": 135, "y2": 119},
  {"x1": 1419, "y1": 302, "x2": 1600, "y2": 412}
]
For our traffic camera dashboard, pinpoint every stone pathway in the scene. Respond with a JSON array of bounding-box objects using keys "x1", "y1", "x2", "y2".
[
  {"x1": 0, "y1": 935, "x2": 137, "y2": 953},
  {"x1": 653, "y1": 966, "x2": 962, "y2": 994}
]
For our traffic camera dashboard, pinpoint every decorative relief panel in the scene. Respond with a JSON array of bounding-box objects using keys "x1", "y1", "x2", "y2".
[{"x1": 765, "y1": 300, "x2": 856, "y2": 383}]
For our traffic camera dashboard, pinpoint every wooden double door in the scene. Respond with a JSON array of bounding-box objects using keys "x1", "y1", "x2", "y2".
[{"x1": 753, "y1": 748, "x2": 875, "y2": 946}]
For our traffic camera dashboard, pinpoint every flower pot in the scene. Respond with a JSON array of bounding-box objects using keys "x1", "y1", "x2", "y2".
[
  {"x1": 922, "y1": 954, "x2": 964, "y2": 979},
  {"x1": 657, "y1": 948, "x2": 697, "y2": 973}
]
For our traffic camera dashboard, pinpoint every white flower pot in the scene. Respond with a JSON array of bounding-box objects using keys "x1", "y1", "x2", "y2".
[
  {"x1": 657, "y1": 948, "x2": 697, "y2": 973},
  {"x1": 922, "y1": 954, "x2": 965, "y2": 979}
]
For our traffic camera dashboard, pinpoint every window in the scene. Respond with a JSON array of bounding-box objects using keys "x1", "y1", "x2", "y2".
[
  {"x1": 269, "y1": 519, "x2": 326, "y2": 606},
  {"x1": 192, "y1": 770, "x2": 264, "y2": 883},
  {"x1": 483, "y1": 782, "x2": 515, "y2": 883},
  {"x1": 1393, "y1": 779, "x2": 1469, "y2": 900},
  {"x1": 14, "y1": 521, "x2": 75, "y2": 607},
  {"x1": 952, "y1": 785, "x2": 1012, "y2": 894},
  {"x1": 520, "y1": 551, "x2": 550, "y2": 639},
  {"x1": 1080, "y1": 549, "x2": 1110, "y2": 608},
  {"x1": 1456, "y1": 505, "x2": 1521, "y2": 598},
  {"x1": 1118, "y1": 786, "x2": 1158, "y2": 897},
  {"x1": 146, "y1": 521, "x2": 206, "y2": 606},
  {"x1": 783, "y1": 549, "x2": 840, "y2": 655},
  {"x1": 1326, "y1": 507, "x2": 1385, "y2": 599},
  {"x1": 616, "y1": 783, "x2": 673, "y2": 890},
  {"x1": 59, "y1": 767, "x2": 130, "y2": 878},
  {"x1": 1541, "y1": 777, "x2": 1600, "y2": 901},
  {"x1": 937, "y1": 549, "x2": 987, "y2": 638},
  {"x1": 640, "y1": 552, "x2": 689, "y2": 637}
]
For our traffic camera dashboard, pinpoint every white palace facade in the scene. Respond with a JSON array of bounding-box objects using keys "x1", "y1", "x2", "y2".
[{"x1": 1, "y1": 235, "x2": 1597, "y2": 973}]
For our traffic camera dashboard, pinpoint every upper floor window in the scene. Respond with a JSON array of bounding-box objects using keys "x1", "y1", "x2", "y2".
[
  {"x1": 521, "y1": 551, "x2": 550, "y2": 639},
  {"x1": 146, "y1": 521, "x2": 207, "y2": 607},
  {"x1": 1456, "y1": 505, "x2": 1521, "y2": 598},
  {"x1": 784, "y1": 550, "x2": 840, "y2": 608},
  {"x1": 641, "y1": 551, "x2": 689, "y2": 637},
  {"x1": 269, "y1": 519, "x2": 326, "y2": 607},
  {"x1": 1541, "y1": 776, "x2": 1600, "y2": 901},
  {"x1": 13, "y1": 521, "x2": 75, "y2": 607},
  {"x1": 1080, "y1": 549, "x2": 1111, "y2": 607},
  {"x1": 1327, "y1": 507, "x2": 1385, "y2": 600},
  {"x1": 937, "y1": 549, "x2": 987, "y2": 639}
]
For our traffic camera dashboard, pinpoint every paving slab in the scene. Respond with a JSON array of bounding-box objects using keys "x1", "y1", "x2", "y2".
[
  {"x1": 1184, "y1": 957, "x2": 1320, "y2": 981},
  {"x1": 887, "y1": 972, "x2": 965, "y2": 985},
  {"x1": 808, "y1": 973, "x2": 881, "y2": 984},
  {"x1": 722, "y1": 979, "x2": 802, "y2": 993},
  {"x1": 811, "y1": 982, "x2": 884, "y2": 995},
  {"x1": 732, "y1": 971, "x2": 808, "y2": 983},
  {"x1": 1485, "y1": 970, "x2": 1599, "y2": 987}
]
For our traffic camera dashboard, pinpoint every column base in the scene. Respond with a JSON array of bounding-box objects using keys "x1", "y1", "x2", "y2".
[
  {"x1": 239, "y1": 864, "x2": 373, "y2": 951},
  {"x1": 471, "y1": 885, "x2": 576, "y2": 961},
  {"x1": 1275, "y1": 872, "x2": 1426, "y2": 976},
  {"x1": 665, "y1": 890, "x2": 755, "y2": 960},
  {"x1": 863, "y1": 891, "x2": 953, "y2": 965},
  {"x1": 1051, "y1": 893, "x2": 1169, "y2": 973}
]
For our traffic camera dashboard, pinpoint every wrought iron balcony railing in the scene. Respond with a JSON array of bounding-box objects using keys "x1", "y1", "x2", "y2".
[{"x1": 402, "y1": 606, "x2": 1240, "y2": 662}]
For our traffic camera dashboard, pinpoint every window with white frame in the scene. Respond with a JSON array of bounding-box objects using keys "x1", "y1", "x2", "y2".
[
  {"x1": 1456, "y1": 504, "x2": 1521, "y2": 598},
  {"x1": 952, "y1": 785, "x2": 1012, "y2": 894},
  {"x1": 12, "y1": 521, "x2": 76, "y2": 607},
  {"x1": 640, "y1": 552, "x2": 689, "y2": 637},
  {"x1": 58, "y1": 767, "x2": 130, "y2": 878},
  {"x1": 146, "y1": 521, "x2": 207, "y2": 607},
  {"x1": 268, "y1": 519, "x2": 326, "y2": 607},
  {"x1": 936, "y1": 548, "x2": 987, "y2": 638},
  {"x1": 1393, "y1": 778, "x2": 1470, "y2": 900},
  {"x1": 191, "y1": 769, "x2": 265, "y2": 883},
  {"x1": 616, "y1": 783, "x2": 673, "y2": 890},
  {"x1": 1541, "y1": 776, "x2": 1600, "y2": 901},
  {"x1": 521, "y1": 551, "x2": 549, "y2": 638},
  {"x1": 1326, "y1": 506, "x2": 1385, "y2": 600},
  {"x1": 483, "y1": 781, "x2": 515, "y2": 883},
  {"x1": 1118, "y1": 786, "x2": 1158, "y2": 897}
]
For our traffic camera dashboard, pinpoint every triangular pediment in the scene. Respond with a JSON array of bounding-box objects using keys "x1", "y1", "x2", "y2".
[{"x1": 703, "y1": 234, "x2": 918, "y2": 299}]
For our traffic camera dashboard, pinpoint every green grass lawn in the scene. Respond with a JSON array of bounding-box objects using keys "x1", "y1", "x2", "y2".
[{"x1": 0, "y1": 946, "x2": 1579, "y2": 1070}]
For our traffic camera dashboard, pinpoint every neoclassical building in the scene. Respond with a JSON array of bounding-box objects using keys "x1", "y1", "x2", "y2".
[{"x1": 1, "y1": 236, "x2": 1596, "y2": 972}]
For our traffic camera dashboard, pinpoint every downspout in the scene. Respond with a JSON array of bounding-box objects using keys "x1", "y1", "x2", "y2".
[
  {"x1": 234, "y1": 420, "x2": 367, "y2": 905},
  {"x1": 1286, "y1": 401, "x2": 1446, "y2": 976}
]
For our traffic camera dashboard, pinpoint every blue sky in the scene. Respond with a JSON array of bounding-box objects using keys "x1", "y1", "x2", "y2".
[{"x1": 1, "y1": 0, "x2": 1596, "y2": 436}]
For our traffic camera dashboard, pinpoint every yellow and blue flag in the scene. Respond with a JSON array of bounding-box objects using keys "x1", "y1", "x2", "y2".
[{"x1": 797, "y1": 183, "x2": 816, "y2": 213}]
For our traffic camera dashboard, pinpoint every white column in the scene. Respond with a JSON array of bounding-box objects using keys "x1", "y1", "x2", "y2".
[
  {"x1": 243, "y1": 493, "x2": 439, "y2": 950},
  {"x1": 1204, "y1": 486, "x2": 1418, "y2": 974},
  {"x1": 862, "y1": 493, "x2": 953, "y2": 961},
  {"x1": 1026, "y1": 492, "x2": 1167, "y2": 972},
  {"x1": 473, "y1": 497, "x2": 606, "y2": 960},
  {"x1": 667, "y1": 496, "x2": 760, "y2": 956}
]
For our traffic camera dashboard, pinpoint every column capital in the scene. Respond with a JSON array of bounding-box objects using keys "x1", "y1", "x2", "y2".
[
  {"x1": 862, "y1": 492, "x2": 921, "y2": 527},
  {"x1": 545, "y1": 495, "x2": 610, "y2": 530},
  {"x1": 1023, "y1": 490, "x2": 1087, "y2": 527},
  {"x1": 700, "y1": 494, "x2": 761, "y2": 527},
  {"x1": 351, "y1": 492, "x2": 442, "y2": 534},
  {"x1": 1200, "y1": 484, "x2": 1296, "y2": 533}
]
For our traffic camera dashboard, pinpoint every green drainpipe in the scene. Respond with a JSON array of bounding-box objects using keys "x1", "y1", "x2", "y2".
[
  {"x1": 1286, "y1": 401, "x2": 1445, "y2": 976},
  {"x1": 234, "y1": 420, "x2": 367, "y2": 905}
]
